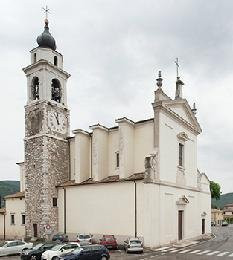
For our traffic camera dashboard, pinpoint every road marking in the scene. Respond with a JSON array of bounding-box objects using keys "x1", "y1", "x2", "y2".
[
  {"x1": 228, "y1": 252, "x2": 233, "y2": 257},
  {"x1": 169, "y1": 249, "x2": 180, "y2": 253},
  {"x1": 197, "y1": 250, "x2": 211, "y2": 255},
  {"x1": 155, "y1": 246, "x2": 170, "y2": 251},
  {"x1": 165, "y1": 247, "x2": 176, "y2": 251},
  {"x1": 207, "y1": 251, "x2": 220, "y2": 256},
  {"x1": 179, "y1": 249, "x2": 191, "y2": 254},
  {"x1": 217, "y1": 252, "x2": 229, "y2": 256},
  {"x1": 190, "y1": 249, "x2": 201, "y2": 254}
]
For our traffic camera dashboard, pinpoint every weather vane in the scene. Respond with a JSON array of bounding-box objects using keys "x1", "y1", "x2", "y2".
[
  {"x1": 175, "y1": 57, "x2": 179, "y2": 78},
  {"x1": 42, "y1": 5, "x2": 50, "y2": 20}
]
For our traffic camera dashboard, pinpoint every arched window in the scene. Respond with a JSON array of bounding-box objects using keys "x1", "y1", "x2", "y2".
[
  {"x1": 31, "y1": 77, "x2": 39, "y2": 100},
  {"x1": 54, "y1": 56, "x2": 57, "y2": 66},
  {"x1": 51, "y1": 78, "x2": 62, "y2": 103}
]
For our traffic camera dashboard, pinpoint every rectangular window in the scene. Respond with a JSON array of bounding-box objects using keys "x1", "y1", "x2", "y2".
[
  {"x1": 22, "y1": 214, "x2": 25, "y2": 225},
  {"x1": 179, "y1": 143, "x2": 184, "y2": 166},
  {"x1": 53, "y1": 198, "x2": 57, "y2": 207},
  {"x1": 33, "y1": 53, "x2": 36, "y2": 63},
  {"x1": 10, "y1": 214, "x2": 15, "y2": 225},
  {"x1": 116, "y1": 152, "x2": 119, "y2": 168}
]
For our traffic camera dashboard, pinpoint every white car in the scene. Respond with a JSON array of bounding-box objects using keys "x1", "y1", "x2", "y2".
[
  {"x1": 0, "y1": 240, "x2": 33, "y2": 256},
  {"x1": 124, "y1": 238, "x2": 143, "y2": 253},
  {"x1": 76, "y1": 234, "x2": 92, "y2": 245},
  {"x1": 41, "y1": 242, "x2": 80, "y2": 260}
]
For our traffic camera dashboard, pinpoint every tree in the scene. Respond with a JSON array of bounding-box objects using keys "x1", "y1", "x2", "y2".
[{"x1": 210, "y1": 181, "x2": 221, "y2": 200}]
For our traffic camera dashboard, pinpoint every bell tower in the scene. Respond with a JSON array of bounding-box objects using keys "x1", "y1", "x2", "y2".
[{"x1": 23, "y1": 14, "x2": 70, "y2": 238}]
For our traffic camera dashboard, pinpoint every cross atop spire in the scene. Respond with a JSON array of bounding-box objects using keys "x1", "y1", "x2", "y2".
[
  {"x1": 43, "y1": 5, "x2": 50, "y2": 20},
  {"x1": 175, "y1": 57, "x2": 179, "y2": 78},
  {"x1": 42, "y1": 5, "x2": 50, "y2": 27}
]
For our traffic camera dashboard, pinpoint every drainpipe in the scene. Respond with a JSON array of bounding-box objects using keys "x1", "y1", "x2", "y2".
[
  {"x1": 134, "y1": 181, "x2": 137, "y2": 238},
  {"x1": 90, "y1": 134, "x2": 92, "y2": 179},
  {"x1": 3, "y1": 198, "x2": 5, "y2": 240},
  {"x1": 63, "y1": 188, "x2": 66, "y2": 234}
]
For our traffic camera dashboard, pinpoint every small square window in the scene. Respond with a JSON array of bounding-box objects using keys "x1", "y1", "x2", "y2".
[
  {"x1": 53, "y1": 198, "x2": 57, "y2": 207},
  {"x1": 10, "y1": 214, "x2": 15, "y2": 225},
  {"x1": 116, "y1": 152, "x2": 119, "y2": 168}
]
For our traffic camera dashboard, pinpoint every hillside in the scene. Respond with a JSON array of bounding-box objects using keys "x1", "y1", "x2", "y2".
[
  {"x1": 0, "y1": 181, "x2": 20, "y2": 207},
  {"x1": 212, "y1": 192, "x2": 233, "y2": 209}
]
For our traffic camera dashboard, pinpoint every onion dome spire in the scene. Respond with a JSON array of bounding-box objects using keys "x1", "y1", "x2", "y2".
[{"x1": 36, "y1": 6, "x2": 56, "y2": 51}]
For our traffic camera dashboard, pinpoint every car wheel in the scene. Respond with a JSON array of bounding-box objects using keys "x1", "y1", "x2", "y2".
[
  {"x1": 101, "y1": 256, "x2": 107, "y2": 260},
  {"x1": 52, "y1": 257, "x2": 59, "y2": 260}
]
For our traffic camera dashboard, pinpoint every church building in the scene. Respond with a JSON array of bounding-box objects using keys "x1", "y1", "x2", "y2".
[{"x1": 0, "y1": 16, "x2": 211, "y2": 248}]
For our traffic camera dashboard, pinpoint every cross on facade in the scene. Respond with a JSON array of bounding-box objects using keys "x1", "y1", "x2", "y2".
[
  {"x1": 42, "y1": 5, "x2": 50, "y2": 20},
  {"x1": 175, "y1": 57, "x2": 179, "y2": 78}
]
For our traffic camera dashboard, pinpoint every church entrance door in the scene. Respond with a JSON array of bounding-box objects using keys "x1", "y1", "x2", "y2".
[
  {"x1": 33, "y1": 224, "x2": 38, "y2": 237},
  {"x1": 178, "y1": 210, "x2": 183, "y2": 240}
]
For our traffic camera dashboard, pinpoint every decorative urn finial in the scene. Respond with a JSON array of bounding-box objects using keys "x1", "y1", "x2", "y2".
[
  {"x1": 156, "y1": 70, "x2": 163, "y2": 89},
  {"x1": 192, "y1": 102, "x2": 197, "y2": 115}
]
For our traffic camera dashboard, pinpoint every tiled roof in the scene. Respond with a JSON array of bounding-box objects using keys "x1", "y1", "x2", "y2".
[
  {"x1": 58, "y1": 172, "x2": 145, "y2": 188},
  {"x1": 4, "y1": 191, "x2": 25, "y2": 199}
]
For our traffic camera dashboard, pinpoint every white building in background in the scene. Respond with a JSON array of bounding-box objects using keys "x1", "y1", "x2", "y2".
[{"x1": 0, "y1": 16, "x2": 211, "y2": 247}]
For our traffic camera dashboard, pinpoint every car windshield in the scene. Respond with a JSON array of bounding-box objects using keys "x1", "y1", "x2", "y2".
[
  {"x1": 106, "y1": 237, "x2": 114, "y2": 241},
  {"x1": 79, "y1": 235, "x2": 90, "y2": 239},
  {"x1": 130, "y1": 240, "x2": 141, "y2": 244},
  {"x1": 51, "y1": 244, "x2": 64, "y2": 251},
  {"x1": 33, "y1": 243, "x2": 43, "y2": 250}
]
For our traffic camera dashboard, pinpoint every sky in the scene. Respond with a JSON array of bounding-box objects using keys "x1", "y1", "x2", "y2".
[{"x1": 0, "y1": 0, "x2": 232, "y2": 193}]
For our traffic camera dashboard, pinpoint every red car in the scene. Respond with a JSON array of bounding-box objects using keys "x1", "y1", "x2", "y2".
[{"x1": 99, "y1": 235, "x2": 118, "y2": 250}]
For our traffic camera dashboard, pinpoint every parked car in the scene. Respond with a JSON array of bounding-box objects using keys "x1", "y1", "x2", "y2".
[
  {"x1": 52, "y1": 233, "x2": 69, "y2": 242},
  {"x1": 124, "y1": 238, "x2": 143, "y2": 253},
  {"x1": 100, "y1": 235, "x2": 118, "y2": 250},
  {"x1": 76, "y1": 234, "x2": 92, "y2": 245},
  {"x1": 21, "y1": 242, "x2": 56, "y2": 260},
  {"x1": 42, "y1": 243, "x2": 80, "y2": 260},
  {"x1": 222, "y1": 221, "x2": 229, "y2": 226},
  {"x1": 0, "y1": 240, "x2": 33, "y2": 257},
  {"x1": 211, "y1": 221, "x2": 216, "y2": 226},
  {"x1": 59, "y1": 244, "x2": 110, "y2": 260}
]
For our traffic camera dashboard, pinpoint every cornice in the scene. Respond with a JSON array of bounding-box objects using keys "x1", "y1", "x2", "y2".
[
  {"x1": 22, "y1": 59, "x2": 70, "y2": 78},
  {"x1": 24, "y1": 134, "x2": 68, "y2": 142}
]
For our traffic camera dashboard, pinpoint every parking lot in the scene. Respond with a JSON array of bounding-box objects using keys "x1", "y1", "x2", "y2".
[{"x1": 0, "y1": 249, "x2": 154, "y2": 260}]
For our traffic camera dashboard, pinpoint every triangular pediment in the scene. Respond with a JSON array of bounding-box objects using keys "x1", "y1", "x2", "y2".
[{"x1": 162, "y1": 99, "x2": 202, "y2": 133}]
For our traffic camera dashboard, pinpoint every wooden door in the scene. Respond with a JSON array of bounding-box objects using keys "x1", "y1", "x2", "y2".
[
  {"x1": 202, "y1": 219, "x2": 205, "y2": 234},
  {"x1": 178, "y1": 210, "x2": 183, "y2": 240},
  {"x1": 33, "y1": 224, "x2": 38, "y2": 237}
]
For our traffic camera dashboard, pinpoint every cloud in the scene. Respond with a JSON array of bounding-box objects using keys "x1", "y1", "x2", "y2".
[{"x1": 0, "y1": 0, "x2": 232, "y2": 193}]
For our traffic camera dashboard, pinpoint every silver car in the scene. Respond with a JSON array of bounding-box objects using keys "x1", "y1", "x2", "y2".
[
  {"x1": 124, "y1": 238, "x2": 143, "y2": 253},
  {"x1": 0, "y1": 240, "x2": 33, "y2": 256},
  {"x1": 76, "y1": 234, "x2": 92, "y2": 245}
]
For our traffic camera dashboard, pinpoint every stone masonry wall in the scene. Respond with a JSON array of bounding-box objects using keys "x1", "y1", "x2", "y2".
[{"x1": 25, "y1": 101, "x2": 69, "y2": 239}]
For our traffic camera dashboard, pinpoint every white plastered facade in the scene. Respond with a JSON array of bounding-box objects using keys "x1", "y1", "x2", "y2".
[{"x1": 56, "y1": 86, "x2": 211, "y2": 247}]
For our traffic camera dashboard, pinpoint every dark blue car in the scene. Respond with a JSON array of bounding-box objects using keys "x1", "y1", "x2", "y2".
[{"x1": 59, "y1": 244, "x2": 110, "y2": 260}]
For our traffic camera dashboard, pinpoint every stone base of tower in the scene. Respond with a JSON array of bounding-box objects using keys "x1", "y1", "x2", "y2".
[{"x1": 25, "y1": 136, "x2": 69, "y2": 239}]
